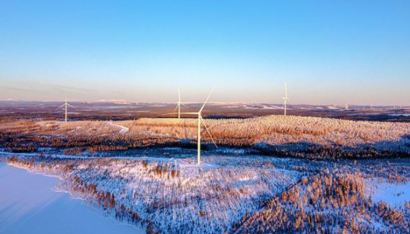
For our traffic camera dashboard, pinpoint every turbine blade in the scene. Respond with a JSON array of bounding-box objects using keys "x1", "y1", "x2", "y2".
[
  {"x1": 284, "y1": 82, "x2": 288, "y2": 98},
  {"x1": 55, "y1": 104, "x2": 65, "y2": 111},
  {"x1": 178, "y1": 88, "x2": 181, "y2": 103},
  {"x1": 199, "y1": 84, "x2": 217, "y2": 113},
  {"x1": 174, "y1": 104, "x2": 179, "y2": 112},
  {"x1": 67, "y1": 103, "x2": 77, "y2": 109},
  {"x1": 200, "y1": 116, "x2": 218, "y2": 148}
]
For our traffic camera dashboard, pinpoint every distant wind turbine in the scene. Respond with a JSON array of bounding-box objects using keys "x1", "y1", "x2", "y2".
[
  {"x1": 180, "y1": 86, "x2": 218, "y2": 166},
  {"x1": 282, "y1": 83, "x2": 291, "y2": 116},
  {"x1": 56, "y1": 94, "x2": 76, "y2": 122},
  {"x1": 175, "y1": 88, "x2": 182, "y2": 119}
]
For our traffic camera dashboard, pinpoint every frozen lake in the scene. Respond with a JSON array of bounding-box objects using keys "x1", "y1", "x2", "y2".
[{"x1": 0, "y1": 162, "x2": 145, "y2": 234}]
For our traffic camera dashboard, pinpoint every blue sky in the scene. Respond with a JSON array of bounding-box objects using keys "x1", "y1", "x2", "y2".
[{"x1": 0, "y1": 0, "x2": 409, "y2": 105}]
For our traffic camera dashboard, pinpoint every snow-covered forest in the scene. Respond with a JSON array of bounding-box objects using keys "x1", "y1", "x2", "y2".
[
  {"x1": 1, "y1": 115, "x2": 410, "y2": 159},
  {"x1": 1, "y1": 114, "x2": 410, "y2": 233},
  {"x1": 5, "y1": 155, "x2": 410, "y2": 234}
]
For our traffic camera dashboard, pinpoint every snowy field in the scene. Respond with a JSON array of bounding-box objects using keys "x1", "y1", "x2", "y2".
[
  {"x1": 366, "y1": 178, "x2": 410, "y2": 208},
  {"x1": 0, "y1": 162, "x2": 144, "y2": 234}
]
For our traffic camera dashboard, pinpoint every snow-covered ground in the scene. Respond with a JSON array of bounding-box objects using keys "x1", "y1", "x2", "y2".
[
  {"x1": 243, "y1": 104, "x2": 284, "y2": 110},
  {"x1": 366, "y1": 178, "x2": 410, "y2": 208},
  {"x1": 0, "y1": 162, "x2": 144, "y2": 234},
  {"x1": 389, "y1": 114, "x2": 410, "y2": 117}
]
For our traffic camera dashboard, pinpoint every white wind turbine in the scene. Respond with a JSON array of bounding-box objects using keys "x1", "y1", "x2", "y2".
[
  {"x1": 175, "y1": 88, "x2": 182, "y2": 119},
  {"x1": 180, "y1": 86, "x2": 218, "y2": 166},
  {"x1": 282, "y1": 83, "x2": 290, "y2": 116},
  {"x1": 56, "y1": 93, "x2": 76, "y2": 122}
]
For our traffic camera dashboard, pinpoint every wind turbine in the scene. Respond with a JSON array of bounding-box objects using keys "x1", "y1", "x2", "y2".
[
  {"x1": 180, "y1": 86, "x2": 218, "y2": 166},
  {"x1": 282, "y1": 83, "x2": 290, "y2": 116},
  {"x1": 175, "y1": 88, "x2": 182, "y2": 119},
  {"x1": 56, "y1": 94, "x2": 76, "y2": 122}
]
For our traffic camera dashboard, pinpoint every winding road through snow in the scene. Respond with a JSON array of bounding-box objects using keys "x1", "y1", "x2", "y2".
[{"x1": 107, "y1": 121, "x2": 129, "y2": 134}]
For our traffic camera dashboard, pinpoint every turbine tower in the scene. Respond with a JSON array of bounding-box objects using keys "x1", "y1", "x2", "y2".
[
  {"x1": 56, "y1": 94, "x2": 76, "y2": 122},
  {"x1": 180, "y1": 86, "x2": 217, "y2": 166},
  {"x1": 175, "y1": 88, "x2": 182, "y2": 119},
  {"x1": 282, "y1": 83, "x2": 290, "y2": 116}
]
